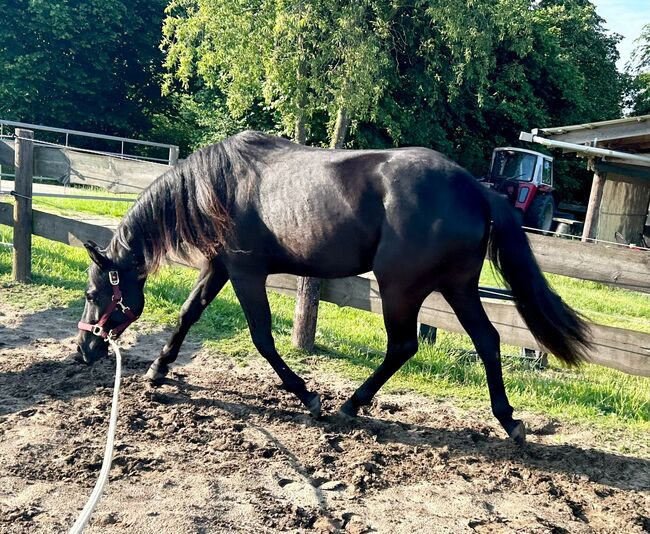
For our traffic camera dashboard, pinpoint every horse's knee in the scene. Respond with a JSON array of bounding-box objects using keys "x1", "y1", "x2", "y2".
[
  {"x1": 388, "y1": 337, "x2": 419, "y2": 364},
  {"x1": 474, "y1": 328, "x2": 500, "y2": 361}
]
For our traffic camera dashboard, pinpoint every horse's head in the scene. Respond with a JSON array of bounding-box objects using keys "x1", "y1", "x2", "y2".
[{"x1": 76, "y1": 241, "x2": 145, "y2": 364}]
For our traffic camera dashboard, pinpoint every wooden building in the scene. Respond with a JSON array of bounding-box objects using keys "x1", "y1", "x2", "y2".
[{"x1": 522, "y1": 115, "x2": 650, "y2": 246}]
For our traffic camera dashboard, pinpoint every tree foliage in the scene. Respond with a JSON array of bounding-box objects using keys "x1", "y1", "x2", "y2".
[
  {"x1": 161, "y1": 0, "x2": 392, "y2": 145},
  {"x1": 162, "y1": 0, "x2": 622, "y2": 199},
  {"x1": 0, "y1": 0, "x2": 168, "y2": 136},
  {"x1": 0, "y1": 0, "x2": 624, "y2": 202},
  {"x1": 628, "y1": 23, "x2": 650, "y2": 115}
]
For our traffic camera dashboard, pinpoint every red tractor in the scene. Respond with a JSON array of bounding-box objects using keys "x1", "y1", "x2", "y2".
[{"x1": 482, "y1": 147, "x2": 558, "y2": 231}]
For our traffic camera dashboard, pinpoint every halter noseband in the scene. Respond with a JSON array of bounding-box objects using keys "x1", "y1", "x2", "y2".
[{"x1": 78, "y1": 270, "x2": 139, "y2": 341}]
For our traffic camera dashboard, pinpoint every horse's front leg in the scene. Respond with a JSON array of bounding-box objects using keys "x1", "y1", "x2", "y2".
[
  {"x1": 230, "y1": 272, "x2": 321, "y2": 417},
  {"x1": 146, "y1": 258, "x2": 229, "y2": 381}
]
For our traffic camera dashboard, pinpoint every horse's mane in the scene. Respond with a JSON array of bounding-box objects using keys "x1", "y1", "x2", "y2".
[{"x1": 110, "y1": 131, "x2": 281, "y2": 273}]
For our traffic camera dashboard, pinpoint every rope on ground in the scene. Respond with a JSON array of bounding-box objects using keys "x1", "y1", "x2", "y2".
[{"x1": 68, "y1": 339, "x2": 122, "y2": 534}]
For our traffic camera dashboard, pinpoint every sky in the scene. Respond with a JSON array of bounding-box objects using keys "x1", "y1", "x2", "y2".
[{"x1": 592, "y1": 0, "x2": 650, "y2": 71}]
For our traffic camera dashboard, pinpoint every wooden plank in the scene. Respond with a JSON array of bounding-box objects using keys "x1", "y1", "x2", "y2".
[
  {"x1": 542, "y1": 119, "x2": 650, "y2": 146},
  {"x1": 527, "y1": 233, "x2": 650, "y2": 293},
  {"x1": 32, "y1": 210, "x2": 115, "y2": 248},
  {"x1": 33, "y1": 146, "x2": 168, "y2": 193},
  {"x1": 582, "y1": 162, "x2": 605, "y2": 242},
  {"x1": 308, "y1": 275, "x2": 650, "y2": 377},
  {"x1": 0, "y1": 143, "x2": 168, "y2": 193},
  {"x1": 595, "y1": 161, "x2": 650, "y2": 183},
  {"x1": 0, "y1": 140, "x2": 14, "y2": 167},
  {"x1": 0, "y1": 203, "x2": 114, "y2": 248}
]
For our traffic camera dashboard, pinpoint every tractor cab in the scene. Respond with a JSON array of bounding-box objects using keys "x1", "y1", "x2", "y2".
[{"x1": 484, "y1": 147, "x2": 556, "y2": 231}]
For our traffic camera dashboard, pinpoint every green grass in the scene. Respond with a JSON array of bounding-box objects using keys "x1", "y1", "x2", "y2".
[
  {"x1": 480, "y1": 264, "x2": 650, "y2": 333},
  {"x1": 1, "y1": 222, "x2": 648, "y2": 439}
]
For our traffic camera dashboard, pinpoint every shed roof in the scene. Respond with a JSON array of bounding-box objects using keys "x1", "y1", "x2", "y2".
[{"x1": 533, "y1": 114, "x2": 650, "y2": 152}]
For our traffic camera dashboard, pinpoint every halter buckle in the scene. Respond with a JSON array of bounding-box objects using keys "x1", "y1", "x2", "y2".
[
  {"x1": 108, "y1": 271, "x2": 120, "y2": 285},
  {"x1": 92, "y1": 324, "x2": 105, "y2": 337}
]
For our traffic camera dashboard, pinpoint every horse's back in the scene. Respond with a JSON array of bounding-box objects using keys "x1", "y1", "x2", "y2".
[{"x1": 225, "y1": 133, "x2": 490, "y2": 280}]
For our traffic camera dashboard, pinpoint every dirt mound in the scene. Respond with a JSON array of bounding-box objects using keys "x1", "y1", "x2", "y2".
[{"x1": 0, "y1": 309, "x2": 648, "y2": 533}]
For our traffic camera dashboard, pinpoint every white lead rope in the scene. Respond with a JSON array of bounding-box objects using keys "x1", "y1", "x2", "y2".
[{"x1": 69, "y1": 339, "x2": 122, "y2": 534}]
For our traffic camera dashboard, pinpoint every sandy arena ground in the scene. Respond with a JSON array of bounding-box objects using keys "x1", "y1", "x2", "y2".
[{"x1": 0, "y1": 306, "x2": 648, "y2": 533}]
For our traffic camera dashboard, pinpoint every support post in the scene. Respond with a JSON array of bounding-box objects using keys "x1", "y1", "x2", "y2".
[
  {"x1": 12, "y1": 129, "x2": 34, "y2": 282},
  {"x1": 291, "y1": 106, "x2": 351, "y2": 351},
  {"x1": 291, "y1": 276, "x2": 322, "y2": 351},
  {"x1": 582, "y1": 158, "x2": 606, "y2": 243},
  {"x1": 291, "y1": 114, "x2": 322, "y2": 352},
  {"x1": 169, "y1": 146, "x2": 180, "y2": 166}
]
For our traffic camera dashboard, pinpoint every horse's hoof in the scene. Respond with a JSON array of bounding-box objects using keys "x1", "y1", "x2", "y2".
[
  {"x1": 338, "y1": 399, "x2": 358, "y2": 419},
  {"x1": 304, "y1": 392, "x2": 322, "y2": 418},
  {"x1": 145, "y1": 365, "x2": 167, "y2": 383},
  {"x1": 508, "y1": 420, "x2": 526, "y2": 445}
]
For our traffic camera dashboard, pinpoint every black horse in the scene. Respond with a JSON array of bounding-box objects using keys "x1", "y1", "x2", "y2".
[{"x1": 76, "y1": 131, "x2": 590, "y2": 443}]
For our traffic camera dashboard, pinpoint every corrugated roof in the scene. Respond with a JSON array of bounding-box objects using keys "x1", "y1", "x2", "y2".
[{"x1": 537, "y1": 114, "x2": 650, "y2": 136}]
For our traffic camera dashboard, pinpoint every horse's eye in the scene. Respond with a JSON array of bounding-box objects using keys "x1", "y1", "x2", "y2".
[{"x1": 85, "y1": 292, "x2": 97, "y2": 303}]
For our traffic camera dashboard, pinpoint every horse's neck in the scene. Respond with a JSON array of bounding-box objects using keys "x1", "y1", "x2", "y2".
[{"x1": 108, "y1": 219, "x2": 149, "y2": 273}]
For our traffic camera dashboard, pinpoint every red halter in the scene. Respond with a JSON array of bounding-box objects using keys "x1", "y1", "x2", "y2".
[{"x1": 78, "y1": 270, "x2": 139, "y2": 341}]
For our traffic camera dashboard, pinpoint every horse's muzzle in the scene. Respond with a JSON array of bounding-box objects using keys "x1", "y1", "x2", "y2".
[{"x1": 75, "y1": 337, "x2": 108, "y2": 365}]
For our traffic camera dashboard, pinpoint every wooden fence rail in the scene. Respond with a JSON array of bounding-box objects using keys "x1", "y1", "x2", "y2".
[
  {"x1": 266, "y1": 274, "x2": 650, "y2": 377},
  {"x1": 1, "y1": 139, "x2": 170, "y2": 193},
  {"x1": 525, "y1": 232, "x2": 650, "y2": 293},
  {"x1": 1, "y1": 202, "x2": 649, "y2": 377},
  {"x1": 3, "y1": 136, "x2": 648, "y2": 292}
]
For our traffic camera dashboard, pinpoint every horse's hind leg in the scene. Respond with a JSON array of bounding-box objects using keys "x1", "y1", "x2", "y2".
[
  {"x1": 146, "y1": 258, "x2": 229, "y2": 381},
  {"x1": 230, "y1": 273, "x2": 321, "y2": 417},
  {"x1": 340, "y1": 282, "x2": 421, "y2": 417},
  {"x1": 441, "y1": 284, "x2": 525, "y2": 444}
]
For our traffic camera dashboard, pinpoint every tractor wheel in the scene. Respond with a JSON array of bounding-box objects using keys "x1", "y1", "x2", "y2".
[{"x1": 525, "y1": 194, "x2": 555, "y2": 231}]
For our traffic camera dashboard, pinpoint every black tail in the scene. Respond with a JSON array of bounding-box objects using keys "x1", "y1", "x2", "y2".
[{"x1": 485, "y1": 191, "x2": 591, "y2": 365}]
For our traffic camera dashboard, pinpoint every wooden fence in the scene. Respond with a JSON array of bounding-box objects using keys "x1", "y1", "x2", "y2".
[
  {"x1": 1, "y1": 129, "x2": 649, "y2": 376},
  {"x1": 1, "y1": 126, "x2": 175, "y2": 194}
]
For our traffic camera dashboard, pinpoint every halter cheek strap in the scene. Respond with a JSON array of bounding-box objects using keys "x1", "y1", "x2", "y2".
[{"x1": 78, "y1": 271, "x2": 139, "y2": 341}]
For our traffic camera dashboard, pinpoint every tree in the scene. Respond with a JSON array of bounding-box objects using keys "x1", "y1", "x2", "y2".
[
  {"x1": 349, "y1": 0, "x2": 622, "y2": 200},
  {"x1": 162, "y1": 0, "x2": 396, "y2": 350},
  {"x1": 628, "y1": 23, "x2": 650, "y2": 115},
  {"x1": 0, "y1": 0, "x2": 168, "y2": 137},
  {"x1": 162, "y1": 0, "x2": 622, "y2": 201},
  {"x1": 161, "y1": 0, "x2": 391, "y2": 147}
]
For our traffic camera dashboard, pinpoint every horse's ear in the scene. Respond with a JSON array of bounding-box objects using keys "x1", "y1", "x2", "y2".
[{"x1": 84, "y1": 241, "x2": 110, "y2": 269}]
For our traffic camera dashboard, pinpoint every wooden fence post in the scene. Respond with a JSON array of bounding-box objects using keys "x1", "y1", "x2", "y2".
[
  {"x1": 582, "y1": 158, "x2": 606, "y2": 242},
  {"x1": 12, "y1": 129, "x2": 34, "y2": 282},
  {"x1": 291, "y1": 119, "x2": 322, "y2": 352},
  {"x1": 291, "y1": 107, "x2": 351, "y2": 352},
  {"x1": 169, "y1": 145, "x2": 180, "y2": 166},
  {"x1": 292, "y1": 276, "x2": 322, "y2": 351}
]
